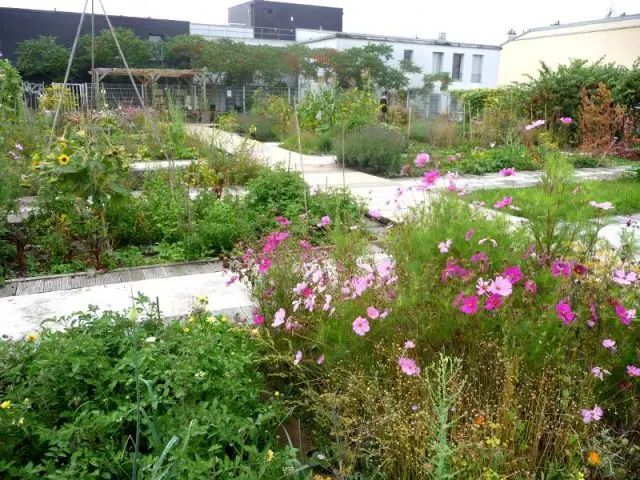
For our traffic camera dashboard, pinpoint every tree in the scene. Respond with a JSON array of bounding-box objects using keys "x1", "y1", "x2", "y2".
[
  {"x1": 76, "y1": 28, "x2": 153, "y2": 76},
  {"x1": 331, "y1": 44, "x2": 410, "y2": 90},
  {"x1": 16, "y1": 36, "x2": 70, "y2": 82}
]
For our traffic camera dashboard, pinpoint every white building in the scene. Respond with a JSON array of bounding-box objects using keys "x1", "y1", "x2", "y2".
[{"x1": 189, "y1": 24, "x2": 501, "y2": 116}]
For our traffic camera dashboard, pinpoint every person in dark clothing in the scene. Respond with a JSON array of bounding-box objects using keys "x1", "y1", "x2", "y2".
[{"x1": 380, "y1": 90, "x2": 389, "y2": 121}]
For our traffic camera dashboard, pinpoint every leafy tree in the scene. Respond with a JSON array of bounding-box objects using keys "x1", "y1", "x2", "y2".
[
  {"x1": 331, "y1": 44, "x2": 410, "y2": 90},
  {"x1": 16, "y1": 36, "x2": 70, "y2": 82},
  {"x1": 76, "y1": 28, "x2": 153, "y2": 76}
]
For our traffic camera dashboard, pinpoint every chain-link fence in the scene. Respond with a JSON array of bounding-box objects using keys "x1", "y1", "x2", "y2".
[{"x1": 406, "y1": 91, "x2": 463, "y2": 120}]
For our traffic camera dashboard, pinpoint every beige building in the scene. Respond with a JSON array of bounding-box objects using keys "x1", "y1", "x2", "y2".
[{"x1": 499, "y1": 13, "x2": 640, "y2": 85}]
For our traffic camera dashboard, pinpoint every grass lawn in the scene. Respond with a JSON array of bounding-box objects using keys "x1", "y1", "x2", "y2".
[{"x1": 468, "y1": 177, "x2": 640, "y2": 219}]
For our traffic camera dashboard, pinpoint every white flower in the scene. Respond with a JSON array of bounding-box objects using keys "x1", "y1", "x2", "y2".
[{"x1": 145, "y1": 336, "x2": 156, "y2": 343}]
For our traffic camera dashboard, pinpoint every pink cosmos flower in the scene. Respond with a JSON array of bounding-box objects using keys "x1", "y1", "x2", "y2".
[
  {"x1": 415, "y1": 152, "x2": 431, "y2": 168},
  {"x1": 259, "y1": 258, "x2": 272, "y2": 274},
  {"x1": 602, "y1": 338, "x2": 616, "y2": 350},
  {"x1": 573, "y1": 263, "x2": 588, "y2": 276},
  {"x1": 439, "y1": 239, "x2": 452, "y2": 253},
  {"x1": 368, "y1": 208, "x2": 382, "y2": 220},
  {"x1": 465, "y1": 229, "x2": 475, "y2": 241},
  {"x1": 300, "y1": 240, "x2": 311, "y2": 249},
  {"x1": 524, "y1": 280, "x2": 538, "y2": 294},
  {"x1": 552, "y1": 259, "x2": 572, "y2": 277},
  {"x1": 589, "y1": 201, "x2": 614, "y2": 210},
  {"x1": 559, "y1": 117, "x2": 573, "y2": 125},
  {"x1": 317, "y1": 355, "x2": 325, "y2": 365},
  {"x1": 484, "y1": 294, "x2": 503, "y2": 311},
  {"x1": 318, "y1": 215, "x2": 331, "y2": 228},
  {"x1": 522, "y1": 243, "x2": 535, "y2": 260},
  {"x1": 612, "y1": 269, "x2": 637, "y2": 285},
  {"x1": 352, "y1": 316, "x2": 370, "y2": 336},
  {"x1": 294, "y1": 351, "x2": 302, "y2": 365},
  {"x1": 398, "y1": 357, "x2": 421, "y2": 376},
  {"x1": 377, "y1": 259, "x2": 395, "y2": 278},
  {"x1": 525, "y1": 119, "x2": 545, "y2": 131},
  {"x1": 556, "y1": 299, "x2": 577, "y2": 325},
  {"x1": 380, "y1": 309, "x2": 390, "y2": 319},
  {"x1": 581, "y1": 405, "x2": 603, "y2": 424},
  {"x1": 275, "y1": 216, "x2": 291, "y2": 226},
  {"x1": 253, "y1": 314, "x2": 265, "y2": 326},
  {"x1": 421, "y1": 169, "x2": 440, "y2": 188},
  {"x1": 446, "y1": 180, "x2": 458, "y2": 192},
  {"x1": 404, "y1": 340, "x2": 415, "y2": 349},
  {"x1": 488, "y1": 276, "x2": 513, "y2": 297},
  {"x1": 310, "y1": 184, "x2": 318, "y2": 196},
  {"x1": 588, "y1": 301, "x2": 598, "y2": 327},
  {"x1": 471, "y1": 252, "x2": 489, "y2": 264},
  {"x1": 503, "y1": 266, "x2": 523, "y2": 284},
  {"x1": 367, "y1": 306, "x2": 380, "y2": 319},
  {"x1": 494, "y1": 197, "x2": 513, "y2": 209},
  {"x1": 591, "y1": 366, "x2": 610, "y2": 381},
  {"x1": 500, "y1": 167, "x2": 517, "y2": 177},
  {"x1": 460, "y1": 296, "x2": 479, "y2": 315},
  {"x1": 614, "y1": 303, "x2": 636, "y2": 325},
  {"x1": 447, "y1": 155, "x2": 456, "y2": 162},
  {"x1": 627, "y1": 365, "x2": 640, "y2": 377},
  {"x1": 272, "y1": 308, "x2": 286, "y2": 328},
  {"x1": 293, "y1": 282, "x2": 308, "y2": 295},
  {"x1": 476, "y1": 278, "x2": 491, "y2": 296}
]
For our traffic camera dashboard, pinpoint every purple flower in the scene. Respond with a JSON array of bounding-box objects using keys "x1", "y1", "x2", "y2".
[
  {"x1": 556, "y1": 299, "x2": 577, "y2": 325},
  {"x1": 368, "y1": 208, "x2": 382, "y2": 220},
  {"x1": 15, "y1": 143, "x2": 23, "y2": 151},
  {"x1": 476, "y1": 278, "x2": 491, "y2": 296},
  {"x1": 614, "y1": 303, "x2": 635, "y2": 325},
  {"x1": 524, "y1": 280, "x2": 537, "y2": 294},
  {"x1": 573, "y1": 263, "x2": 588, "y2": 276},
  {"x1": 559, "y1": 117, "x2": 573, "y2": 125},
  {"x1": 502, "y1": 266, "x2": 523, "y2": 284},
  {"x1": 460, "y1": 296, "x2": 479, "y2": 315},
  {"x1": 415, "y1": 152, "x2": 430, "y2": 168},
  {"x1": 488, "y1": 276, "x2": 513, "y2": 297},
  {"x1": 500, "y1": 167, "x2": 516, "y2": 177},
  {"x1": 398, "y1": 357, "x2": 421, "y2": 376},
  {"x1": 317, "y1": 355, "x2": 325, "y2": 365},
  {"x1": 294, "y1": 351, "x2": 302, "y2": 365},
  {"x1": 438, "y1": 239, "x2": 452, "y2": 254},
  {"x1": 602, "y1": 338, "x2": 616, "y2": 350},
  {"x1": 627, "y1": 365, "x2": 640, "y2": 377},
  {"x1": 612, "y1": 269, "x2": 637, "y2": 285},
  {"x1": 352, "y1": 316, "x2": 370, "y2": 336},
  {"x1": 588, "y1": 301, "x2": 598, "y2": 327},
  {"x1": 317, "y1": 215, "x2": 331, "y2": 228},
  {"x1": 591, "y1": 366, "x2": 610, "y2": 381},
  {"x1": 275, "y1": 216, "x2": 291, "y2": 226},
  {"x1": 272, "y1": 308, "x2": 286, "y2": 327},
  {"x1": 310, "y1": 184, "x2": 319, "y2": 196},
  {"x1": 589, "y1": 200, "x2": 613, "y2": 210},
  {"x1": 471, "y1": 251, "x2": 489, "y2": 264},
  {"x1": 421, "y1": 169, "x2": 440, "y2": 189},
  {"x1": 494, "y1": 197, "x2": 513, "y2": 209},
  {"x1": 367, "y1": 306, "x2": 380, "y2": 320},
  {"x1": 484, "y1": 294, "x2": 503, "y2": 311},
  {"x1": 525, "y1": 119, "x2": 545, "y2": 131},
  {"x1": 464, "y1": 229, "x2": 475, "y2": 241},
  {"x1": 404, "y1": 340, "x2": 415, "y2": 349},
  {"x1": 253, "y1": 314, "x2": 265, "y2": 326},
  {"x1": 580, "y1": 405, "x2": 603, "y2": 424},
  {"x1": 552, "y1": 259, "x2": 572, "y2": 277}
]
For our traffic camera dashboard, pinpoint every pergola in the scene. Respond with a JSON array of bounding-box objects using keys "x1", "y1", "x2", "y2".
[{"x1": 91, "y1": 68, "x2": 205, "y2": 112}]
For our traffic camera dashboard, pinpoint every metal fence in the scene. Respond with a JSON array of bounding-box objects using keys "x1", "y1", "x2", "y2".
[{"x1": 23, "y1": 81, "x2": 298, "y2": 117}]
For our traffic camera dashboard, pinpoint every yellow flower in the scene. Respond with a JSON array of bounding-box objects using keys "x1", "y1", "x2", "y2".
[
  {"x1": 266, "y1": 449, "x2": 274, "y2": 462},
  {"x1": 26, "y1": 333, "x2": 37, "y2": 342},
  {"x1": 274, "y1": 391, "x2": 280, "y2": 397},
  {"x1": 60, "y1": 214, "x2": 68, "y2": 223},
  {"x1": 197, "y1": 295, "x2": 208, "y2": 304},
  {"x1": 206, "y1": 315, "x2": 215, "y2": 323},
  {"x1": 18, "y1": 417, "x2": 24, "y2": 427},
  {"x1": 188, "y1": 316, "x2": 196, "y2": 323},
  {"x1": 183, "y1": 327, "x2": 190, "y2": 333},
  {"x1": 220, "y1": 316, "x2": 228, "y2": 324},
  {"x1": 588, "y1": 451, "x2": 601, "y2": 466},
  {"x1": 57, "y1": 154, "x2": 70, "y2": 166},
  {"x1": 1, "y1": 401, "x2": 11, "y2": 409}
]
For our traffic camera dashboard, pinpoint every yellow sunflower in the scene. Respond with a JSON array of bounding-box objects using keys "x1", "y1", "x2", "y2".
[{"x1": 57, "y1": 154, "x2": 70, "y2": 166}]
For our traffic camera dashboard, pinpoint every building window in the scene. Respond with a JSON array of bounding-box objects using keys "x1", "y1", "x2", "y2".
[
  {"x1": 432, "y1": 52, "x2": 443, "y2": 74},
  {"x1": 403, "y1": 49, "x2": 414, "y2": 62},
  {"x1": 428, "y1": 93, "x2": 441, "y2": 117},
  {"x1": 452, "y1": 53, "x2": 464, "y2": 81},
  {"x1": 266, "y1": 9, "x2": 273, "y2": 14},
  {"x1": 471, "y1": 55, "x2": 483, "y2": 83},
  {"x1": 148, "y1": 34, "x2": 163, "y2": 43}
]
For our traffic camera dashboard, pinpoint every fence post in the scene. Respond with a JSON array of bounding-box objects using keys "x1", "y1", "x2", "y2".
[
  {"x1": 288, "y1": 87, "x2": 291, "y2": 105},
  {"x1": 242, "y1": 86, "x2": 246, "y2": 113}
]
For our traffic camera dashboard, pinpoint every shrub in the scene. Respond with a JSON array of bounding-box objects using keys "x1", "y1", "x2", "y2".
[
  {"x1": 251, "y1": 90, "x2": 292, "y2": 136},
  {"x1": 280, "y1": 131, "x2": 323, "y2": 154},
  {"x1": 410, "y1": 117, "x2": 458, "y2": 147},
  {"x1": 38, "y1": 84, "x2": 79, "y2": 112},
  {"x1": 340, "y1": 125, "x2": 408, "y2": 175},
  {"x1": 236, "y1": 112, "x2": 280, "y2": 142},
  {"x1": 0, "y1": 301, "x2": 294, "y2": 478}
]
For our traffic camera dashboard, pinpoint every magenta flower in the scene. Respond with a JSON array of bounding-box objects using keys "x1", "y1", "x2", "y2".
[
  {"x1": 500, "y1": 167, "x2": 517, "y2": 177},
  {"x1": 627, "y1": 365, "x2": 640, "y2": 377},
  {"x1": 368, "y1": 208, "x2": 382, "y2": 220},
  {"x1": 317, "y1": 355, "x2": 325, "y2": 365},
  {"x1": 556, "y1": 299, "x2": 576, "y2": 325},
  {"x1": 404, "y1": 340, "x2": 415, "y2": 349},
  {"x1": 522, "y1": 243, "x2": 535, "y2": 260},
  {"x1": 524, "y1": 280, "x2": 538, "y2": 294},
  {"x1": 465, "y1": 229, "x2": 475, "y2": 241},
  {"x1": 488, "y1": 276, "x2": 513, "y2": 297},
  {"x1": 258, "y1": 258, "x2": 272, "y2": 274},
  {"x1": 471, "y1": 252, "x2": 488, "y2": 264},
  {"x1": 580, "y1": 405, "x2": 603, "y2": 424},
  {"x1": 589, "y1": 200, "x2": 613, "y2": 210},
  {"x1": 591, "y1": 366, "x2": 610, "y2": 381},
  {"x1": 602, "y1": 338, "x2": 616, "y2": 350},
  {"x1": 503, "y1": 266, "x2": 523, "y2": 284},
  {"x1": 438, "y1": 239, "x2": 452, "y2": 253},
  {"x1": 460, "y1": 295, "x2": 479, "y2": 315},
  {"x1": 415, "y1": 152, "x2": 431, "y2": 168},
  {"x1": 559, "y1": 117, "x2": 573, "y2": 125},
  {"x1": 494, "y1": 197, "x2": 513, "y2": 209},
  {"x1": 552, "y1": 259, "x2": 572, "y2": 277},
  {"x1": 352, "y1": 316, "x2": 370, "y2": 336},
  {"x1": 421, "y1": 169, "x2": 440, "y2": 188},
  {"x1": 484, "y1": 294, "x2": 503, "y2": 311},
  {"x1": 447, "y1": 155, "x2": 456, "y2": 162},
  {"x1": 318, "y1": 215, "x2": 331, "y2": 228},
  {"x1": 612, "y1": 269, "x2": 637, "y2": 285},
  {"x1": 525, "y1": 119, "x2": 545, "y2": 131},
  {"x1": 573, "y1": 263, "x2": 588, "y2": 276},
  {"x1": 367, "y1": 306, "x2": 380, "y2": 320},
  {"x1": 272, "y1": 308, "x2": 286, "y2": 328},
  {"x1": 380, "y1": 309, "x2": 389, "y2": 319},
  {"x1": 589, "y1": 301, "x2": 598, "y2": 327},
  {"x1": 614, "y1": 303, "x2": 636, "y2": 325},
  {"x1": 294, "y1": 351, "x2": 302, "y2": 365},
  {"x1": 253, "y1": 314, "x2": 265, "y2": 326},
  {"x1": 398, "y1": 357, "x2": 421, "y2": 376},
  {"x1": 275, "y1": 216, "x2": 291, "y2": 226},
  {"x1": 300, "y1": 240, "x2": 310, "y2": 249},
  {"x1": 476, "y1": 278, "x2": 491, "y2": 296}
]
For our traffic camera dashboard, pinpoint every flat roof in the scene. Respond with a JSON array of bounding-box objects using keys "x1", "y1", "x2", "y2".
[
  {"x1": 299, "y1": 32, "x2": 501, "y2": 50},
  {"x1": 0, "y1": 6, "x2": 187, "y2": 24},
  {"x1": 507, "y1": 13, "x2": 640, "y2": 43}
]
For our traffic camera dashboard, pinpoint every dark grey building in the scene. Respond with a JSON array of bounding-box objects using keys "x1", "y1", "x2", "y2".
[
  {"x1": 0, "y1": 7, "x2": 189, "y2": 63},
  {"x1": 228, "y1": 1, "x2": 342, "y2": 39}
]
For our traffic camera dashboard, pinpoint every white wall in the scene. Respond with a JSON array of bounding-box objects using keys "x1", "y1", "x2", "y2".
[{"x1": 190, "y1": 23, "x2": 295, "y2": 46}]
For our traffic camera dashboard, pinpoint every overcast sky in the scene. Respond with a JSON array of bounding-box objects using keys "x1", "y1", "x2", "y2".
[{"x1": 1, "y1": 0, "x2": 638, "y2": 45}]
